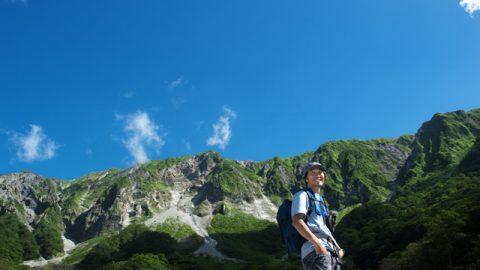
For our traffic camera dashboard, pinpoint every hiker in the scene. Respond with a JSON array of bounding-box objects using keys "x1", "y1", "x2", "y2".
[{"x1": 291, "y1": 162, "x2": 344, "y2": 270}]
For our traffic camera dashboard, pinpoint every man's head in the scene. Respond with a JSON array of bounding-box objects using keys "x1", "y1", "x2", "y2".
[{"x1": 303, "y1": 162, "x2": 327, "y2": 188}]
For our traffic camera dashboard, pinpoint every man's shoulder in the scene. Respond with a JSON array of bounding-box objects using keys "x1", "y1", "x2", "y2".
[
  {"x1": 293, "y1": 188, "x2": 306, "y2": 196},
  {"x1": 291, "y1": 189, "x2": 309, "y2": 216},
  {"x1": 292, "y1": 189, "x2": 308, "y2": 202}
]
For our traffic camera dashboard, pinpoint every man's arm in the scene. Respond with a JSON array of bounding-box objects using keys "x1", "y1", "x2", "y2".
[{"x1": 292, "y1": 213, "x2": 328, "y2": 255}]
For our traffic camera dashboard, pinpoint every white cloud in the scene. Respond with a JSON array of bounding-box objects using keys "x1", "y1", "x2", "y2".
[
  {"x1": 13, "y1": 125, "x2": 58, "y2": 162},
  {"x1": 169, "y1": 76, "x2": 184, "y2": 89},
  {"x1": 460, "y1": 0, "x2": 480, "y2": 15},
  {"x1": 207, "y1": 106, "x2": 237, "y2": 150},
  {"x1": 116, "y1": 111, "x2": 165, "y2": 164}
]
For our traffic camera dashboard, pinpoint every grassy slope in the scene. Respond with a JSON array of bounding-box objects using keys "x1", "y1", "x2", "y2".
[{"x1": 312, "y1": 137, "x2": 413, "y2": 208}]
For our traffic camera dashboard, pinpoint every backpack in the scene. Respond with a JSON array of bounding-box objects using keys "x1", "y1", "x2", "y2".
[{"x1": 276, "y1": 189, "x2": 321, "y2": 255}]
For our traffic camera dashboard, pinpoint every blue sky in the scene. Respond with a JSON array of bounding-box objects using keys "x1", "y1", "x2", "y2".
[{"x1": 1, "y1": 0, "x2": 479, "y2": 179}]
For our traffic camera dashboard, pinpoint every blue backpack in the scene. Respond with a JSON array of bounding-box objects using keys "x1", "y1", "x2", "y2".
[{"x1": 276, "y1": 189, "x2": 320, "y2": 255}]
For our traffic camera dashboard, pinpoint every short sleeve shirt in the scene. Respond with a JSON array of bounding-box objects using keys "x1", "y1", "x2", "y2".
[{"x1": 291, "y1": 190, "x2": 335, "y2": 259}]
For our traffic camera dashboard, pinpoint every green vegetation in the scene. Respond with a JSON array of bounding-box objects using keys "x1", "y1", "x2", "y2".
[
  {"x1": 336, "y1": 109, "x2": 480, "y2": 270},
  {"x1": 267, "y1": 194, "x2": 284, "y2": 206},
  {"x1": 256, "y1": 152, "x2": 313, "y2": 202},
  {"x1": 398, "y1": 110, "x2": 480, "y2": 183},
  {"x1": 62, "y1": 235, "x2": 108, "y2": 265},
  {"x1": 0, "y1": 214, "x2": 40, "y2": 265},
  {"x1": 2, "y1": 108, "x2": 479, "y2": 269},
  {"x1": 141, "y1": 156, "x2": 190, "y2": 175},
  {"x1": 169, "y1": 254, "x2": 245, "y2": 270},
  {"x1": 62, "y1": 156, "x2": 192, "y2": 215},
  {"x1": 313, "y1": 138, "x2": 411, "y2": 208},
  {"x1": 193, "y1": 200, "x2": 212, "y2": 217},
  {"x1": 254, "y1": 138, "x2": 412, "y2": 212},
  {"x1": 338, "y1": 173, "x2": 480, "y2": 269},
  {"x1": 206, "y1": 159, "x2": 263, "y2": 201},
  {"x1": 140, "y1": 181, "x2": 169, "y2": 192},
  {"x1": 155, "y1": 218, "x2": 203, "y2": 251},
  {"x1": 208, "y1": 208, "x2": 286, "y2": 264},
  {"x1": 155, "y1": 218, "x2": 197, "y2": 241},
  {"x1": 263, "y1": 157, "x2": 296, "y2": 198},
  {"x1": 458, "y1": 137, "x2": 480, "y2": 174},
  {"x1": 103, "y1": 253, "x2": 169, "y2": 270},
  {"x1": 0, "y1": 199, "x2": 27, "y2": 220},
  {"x1": 61, "y1": 169, "x2": 123, "y2": 212},
  {"x1": 76, "y1": 222, "x2": 255, "y2": 270},
  {"x1": 336, "y1": 203, "x2": 361, "y2": 222},
  {"x1": 78, "y1": 224, "x2": 176, "y2": 269},
  {"x1": 33, "y1": 206, "x2": 64, "y2": 259}
]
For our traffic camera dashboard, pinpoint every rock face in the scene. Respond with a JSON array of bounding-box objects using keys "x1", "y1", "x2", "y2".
[
  {"x1": 0, "y1": 143, "x2": 413, "y2": 245},
  {"x1": 0, "y1": 172, "x2": 61, "y2": 227}
]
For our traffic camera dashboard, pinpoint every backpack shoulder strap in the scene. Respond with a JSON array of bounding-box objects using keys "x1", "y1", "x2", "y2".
[
  {"x1": 300, "y1": 189, "x2": 331, "y2": 224},
  {"x1": 300, "y1": 188, "x2": 316, "y2": 219}
]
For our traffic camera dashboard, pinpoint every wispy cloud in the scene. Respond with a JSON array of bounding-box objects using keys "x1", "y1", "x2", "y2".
[
  {"x1": 460, "y1": 0, "x2": 480, "y2": 15},
  {"x1": 9, "y1": 0, "x2": 28, "y2": 6},
  {"x1": 123, "y1": 91, "x2": 135, "y2": 98},
  {"x1": 116, "y1": 111, "x2": 165, "y2": 164},
  {"x1": 183, "y1": 139, "x2": 192, "y2": 152},
  {"x1": 170, "y1": 96, "x2": 188, "y2": 109},
  {"x1": 169, "y1": 75, "x2": 185, "y2": 89},
  {"x1": 86, "y1": 147, "x2": 93, "y2": 158},
  {"x1": 12, "y1": 125, "x2": 58, "y2": 162},
  {"x1": 207, "y1": 106, "x2": 237, "y2": 150}
]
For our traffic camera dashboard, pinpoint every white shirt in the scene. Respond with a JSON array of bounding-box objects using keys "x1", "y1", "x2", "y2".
[{"x1": 291, "y1": 190, "x2": 335, "y2": 259}]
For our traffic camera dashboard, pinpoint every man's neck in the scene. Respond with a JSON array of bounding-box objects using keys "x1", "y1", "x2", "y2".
[{"x1": 307, "y1": 185, "x2": 321, "y2": 194}]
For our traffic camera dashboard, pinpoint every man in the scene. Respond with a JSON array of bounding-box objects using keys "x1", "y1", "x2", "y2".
[{"x1": 291, "y1": 162, "x2": 345, "y2": 270}]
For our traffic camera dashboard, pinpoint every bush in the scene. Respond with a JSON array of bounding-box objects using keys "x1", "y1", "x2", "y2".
[
  {"x1": 103, "y1": 253, "x2": 169, "y2": 270},
  {"x1": 208, "y1": 209, "x2": 284, "y2": 263},
  {"x1": 0, "y1": 214, "x2": 40, "y2": 264},
  {"x1": 34, "y1": 218, "x2": 64, "y2": 259},
  {"x1": 79, "y1": 224, "x2": 176, "y2": 269}
]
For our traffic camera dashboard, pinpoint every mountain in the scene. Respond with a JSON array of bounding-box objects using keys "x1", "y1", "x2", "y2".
[
  {"x1": 397, "y1": 109, "x2": 480, "y2": 184},
  {"x1": 336, "y1": 109, "x2": 480, "y2": 270},
  {"x1": 0, "y1": 108, "x2": 479, "y2": 270}
]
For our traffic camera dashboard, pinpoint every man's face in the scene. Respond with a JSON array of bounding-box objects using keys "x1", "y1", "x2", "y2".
[{"x1": 306, "y1": 168, "x2": 326, "y2": 188}]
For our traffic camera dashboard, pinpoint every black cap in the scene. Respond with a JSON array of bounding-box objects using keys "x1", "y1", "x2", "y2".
[{"x1": 303, "y1": 162, "x2": 326, "y2": 178}]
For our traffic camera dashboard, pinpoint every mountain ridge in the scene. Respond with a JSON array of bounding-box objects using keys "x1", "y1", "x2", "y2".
[{"x1": 1, "y1": 108, "x2": 479, "y2": 269}]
